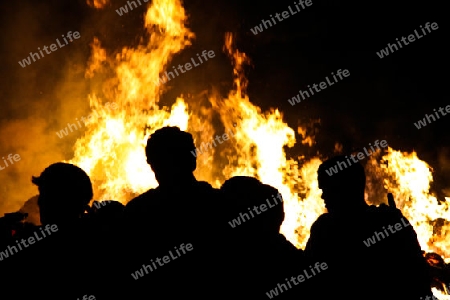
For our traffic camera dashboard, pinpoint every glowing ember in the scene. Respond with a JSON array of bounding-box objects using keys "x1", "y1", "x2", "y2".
[{"x1": 86, "y1": 0, "x2": 109, "y2": 9}]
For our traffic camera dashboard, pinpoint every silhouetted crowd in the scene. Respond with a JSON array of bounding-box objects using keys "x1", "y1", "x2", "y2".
[{"x1": 0, "y1": 126, "x2": 448, "y2": 300}]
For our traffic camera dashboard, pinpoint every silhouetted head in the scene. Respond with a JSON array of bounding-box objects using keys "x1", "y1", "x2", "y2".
[
  {"x1": 145, "y1": 126, "x2": 196, "y2": 186},
  {"x1": 317, "y1": 155, "x2": 367, "y2": 215},
  {"x1": 221, "y1": 176, "x2": 284, "y2": 236},
  {"x1": 32, "y1": 163, "x2": 93, "y2": 225}
]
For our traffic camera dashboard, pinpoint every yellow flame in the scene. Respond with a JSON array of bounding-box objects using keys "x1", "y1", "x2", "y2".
[
  {"x1": 69, "y1": 0, "x2": 194, "y2": 200},
  {"x1": 85, "y1": 38, "x2": 106, "y2": 79},
  {"x1": 207, "y1": 33, "x2": 324, "y2": 247}
]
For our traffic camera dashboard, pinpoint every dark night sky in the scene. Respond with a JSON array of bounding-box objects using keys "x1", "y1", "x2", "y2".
[{"x1": 0, "y1": 0, "x2": 448, "y2": 211}]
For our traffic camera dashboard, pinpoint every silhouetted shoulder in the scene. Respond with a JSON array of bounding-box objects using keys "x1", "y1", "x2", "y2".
[
  {"x1": 366, "y1": 203, "x2": 403, "y2": 217},
  {"x1": 187, "y1": 181, "x2": 219, "y2": 204},
  {"x1": 125, "y1": 189, "x2": 159, "y2": 211},
  {"x1": 274, "y1": 233, "x2": 303, "y2": 256},
  {"x1": 305, "y1": 212, "x2": 350, "y2": 260},
  {"x1": 307, "y1": 213, "x2": 332, "y2": 237},
  {"x1": 194, "y1": 180, "x2": 218, "y2": 196},
  {"x1": 187, "y1": 181, "x2": 221, "y2": 220},
  {"x1": 364, "y1": 204, "x2": 411, "y2": 230},
  {"x1": 196, "y1": 180, "x2": 214, "y2": 189},
  {"x1": 309, "y1": 213, "x2": 333, "y2": 231}
]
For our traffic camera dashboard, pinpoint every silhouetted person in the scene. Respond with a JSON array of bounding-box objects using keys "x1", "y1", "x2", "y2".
[
  {"x1": 0, "y1": 211, "x2": 30, "y2": 244},
  {"x1": 0, "y1": 197, "x2": 39, "y2": 247},
  {"x1": 122, "y1": 126, "x2": 222, "y2": 299},
  {"x1": 305, "y1": 156, "x2": 432, "y2": 300},
  {"x1": 220, "y1": 176, "x2": 320, "y2": 300},
  {"x1": 2, "y1": 163, "x2": 102, "y2": 300},
  {"x1": 84, "y1": 199, "x2": 126, "y2": 300}
]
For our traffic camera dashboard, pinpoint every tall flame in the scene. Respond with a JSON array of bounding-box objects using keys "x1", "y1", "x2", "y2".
[
  {"x1": 70, "y1": 0, "x2": 193, "y2": 200},
  {"x1": 208, "y1": 33, "x2": 325, "y2": 247}
]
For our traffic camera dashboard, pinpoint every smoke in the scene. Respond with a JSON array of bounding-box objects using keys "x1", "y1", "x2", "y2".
[
  {"x1": 0, "y1": 0, "x2": 237, "y2": 215},
  {"x1": 0, "y1": 0, "x2": 164, "y2": 215},
  {"x1": 0, "y1": 0, "x2": 92, "y2": 215}
]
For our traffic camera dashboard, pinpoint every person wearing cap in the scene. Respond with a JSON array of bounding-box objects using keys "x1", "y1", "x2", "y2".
[
  {"x1": 32, "y1": 162, "x2": 93, "y2": 226},
  {"x1": 20, "y1": 163, "x2": 99, "y2": 300}
]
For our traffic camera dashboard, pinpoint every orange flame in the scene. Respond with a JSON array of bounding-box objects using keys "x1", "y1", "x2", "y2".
[
  {"x1": 86, "y1": 0, "x2": 109, "y2": 9},
  {"x1": 69, "y1": 0, "x2": 194, "y2": 200}
]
